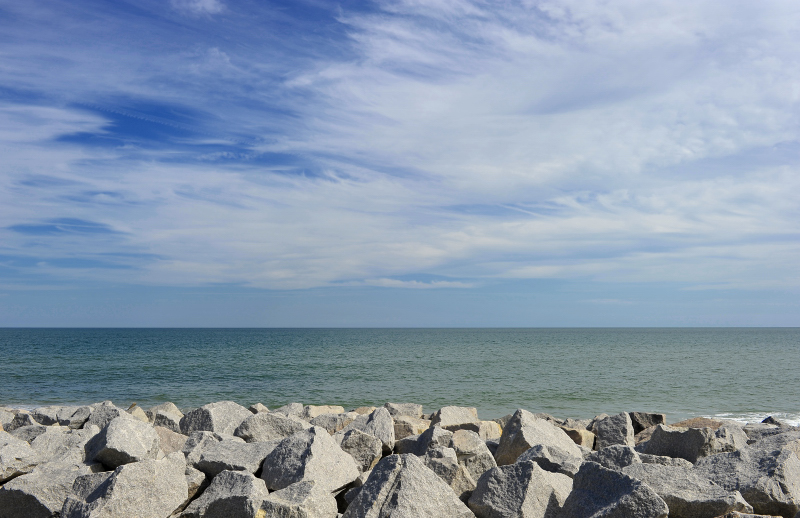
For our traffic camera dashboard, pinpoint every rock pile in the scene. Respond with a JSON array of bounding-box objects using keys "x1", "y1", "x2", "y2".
[{"x1": 1, "y1": 401, "x2": 798, "y2": 518}]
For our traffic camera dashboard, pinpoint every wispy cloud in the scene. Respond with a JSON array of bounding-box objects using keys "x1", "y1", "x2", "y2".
[{"x1": 171, "y1": 0, "x2": 224, "y2": 16}]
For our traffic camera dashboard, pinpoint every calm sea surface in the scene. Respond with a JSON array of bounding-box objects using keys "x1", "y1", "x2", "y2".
[{"x1": 1, "y1": 328, "x2": 797, "y2": 424}]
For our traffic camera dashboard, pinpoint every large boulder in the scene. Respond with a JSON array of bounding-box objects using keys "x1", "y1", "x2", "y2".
[
  {"x1": 84, "y1": 401, "x2": 128, "y2": 430},
  {"x1": 259, "y1": 479, "x2": 338, "y2": 518},
  {"x1": 586, "y1": 444, "x2": 641, "y2": 470},
  {"x1": 335, "y1": 429, "x2": 384, "y2": 473},
  {"x1": 57, "y1": 407, "x2": 92, "y2": 430},
  {"x1": 341, "y1": 407, "x2": 395, "y2": 453},
  {"x1": 154, "y1": 425, "x2": 188, "y2": 455},
  {"x1": 629, "y1": 412, "x2": 667, "y2": 435},
  {"x1": 149, "y1": 402, "x2": 184, "y2": 433},
  {"x1": 234, "y1": 412, "x2": 311, "y2": 443},
  {"x1": 430, "y1": 407, "x2": 480, "y2": 432},
  {"x1": 494, "y1": 409, "x2": 581, "y2": 466},
  {"x1": 0, "y1": 462, "x2": 101, "y2": 518},
  {"x1": 558, "y1": 426, "x2": 596, "y2": 449},
  {"x1": 302, "y1": 405, "x2": 346, "y2": 420},
  {"x1": 592, "y1": 412, "x2": 636, "y2": 450},
  {"x1": 341, "y1": 454, "x2": 475, "y2": 518},
  {"x1": 516, "y1": 442, "x2": 582, "y2": 477},
  {"x1": 0, "y1": 431, "x2": 38, "y2": 483},
  {"x1": 182, "y1": 431, "x2": 245, "y2": 467},
  {"x1": 622, "y1": 462, "x2": 753, "y2": 518},
  {"x1": 29, "y1": 425, "x2": 101, "y2": 465},
  {"x1": 177, "y1": 469, "x2": 269, "y2": 518},
  {"x1": 192, "y1": 439, "x2": 279, "y2": 477},
  {"x1": 86, "y1": 415, "x2": 160, "y2": 469},
  {"x1": 9, "y1": 424, "x2": 49, "y2": 443},
  {"x1": 272, "y1": 403, "x2": 305, "y2": 419},
  {"x1": 384, "y1": 402, "x2": 424, "y2": 419},
  {"x1": 450, "y1": 430, "x2": 497, "y2": 483},
  {"x1": 260, "y1": 426, "x2": 359, "y2": 492},
  {"x1": 423, "y1": 447, "x2": 477, "y2": 501},
  {"x1": 5, "y1": 413, "x2": 37, "y2": 433},
  {"x1": 180, "y1": 401, "x2": 252, "y2": 435},
  {"x1": 467, "y1": 460, "x2": 572, "y2": 518},
  {"x1": 60, "y1": 452, "x2": 188, "y2": 518},
  {"x1": 638, "y1": 424, "x2": 748, "y2": 463},
  {"x1": 559, "y1": 462, "x2": 669, "y2": 518},
  {"x1": 394, "y1": 416, "x2": 431, "y2": 440},
  {"x1": 310, "y1": 412, "x2": 359, "y2": 434}
]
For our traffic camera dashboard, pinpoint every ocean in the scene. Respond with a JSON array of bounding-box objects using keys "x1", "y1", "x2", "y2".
[{"x1": 1, "y1": 328, "x2": 797, "y2": 425}]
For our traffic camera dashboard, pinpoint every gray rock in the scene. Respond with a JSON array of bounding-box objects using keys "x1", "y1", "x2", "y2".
[
  {"x1": 467, "y1": 460, "x2": 571, "y2": 518},
  {"x1": 638, "y1": 424, "x2": 748, "y2": 463},
  {"x1": 0, "y1": 462, "x2": 101, "y2": 518},
  {"x1": 494, "y1": 414, "x2": 513, "y2": 430},
  {"x1": 234, "y1": 411, "x2": 311, "y2": 443},
  {"x1": 396, "y1": 426, "x2": 454, "y2": 456},
  {"x1": 424, "y1": 447, "x2": 477, "y2": 501},
  {"x1": 273, "y1": 403, "x2": 305, "y2": 418},
  {"x1": 0, "y1": 431, "x2": 38, "y2": 483},
  {"x1": 60, "y1": 452, "x2": 188, "y2": 518},
  {"x1": 261, "y1": 426, "x2": 359, "y2": 492},
  {"x1": 86, "y1": 415, "x2": 160, "y2": 469},
  {"x1": 249, "y1": 403, "x2": 270, "y2": 414},
  {"x1": 193, "y1": 439, "x2": 279, "y2": 477},
  {"x1": 177, "y1": 469, "x2": 269, "y2": 518},
  {"x1": 152, "y1": 405, "x2": 184, "y2": 433},
  {"x1": 639, "y1": 453, "x2": 694, "y2": 468},
  {"x1": 384, "y1": 402, "x2": 424, "y2": 419},
  {"x1": 587, "y1": 444, "x2": 641, "y2": 470},
  {"x1": 494, "y1": 409, "x2": 581, "y2": 466},
  {"x1": 180, "y1": 401, "x2": 252, "y2": 435},
  {"x1": 341, "y1": 407, "x2": 395, "y2": 453},
  {"x1": 0, "y1": 408, "x2": 15, "y2": 430},
  {"x1": 31, "y1": 406, "x2": 63, "y2": 426},
  {"x1": 558, "y1": 462, "x2": 669, "y2": 518},
  {"x1": 629, "y1": 412, "x2": 667, "y2": 435},
  {"x1": 517, "y1": 443, "x2": 583, "y2": 477},
  {"x1": 146, "y1": 401, "x2": 183, "y2": 421},
  {"x1": 126, "y1": 404, "x2": 150, "y2": 423},
  {"x1": 182, "y1": 431, "x2": 245, "y2": 467},
  {"x1": 592, "y1": 412, "x2": 636, "y2": 450},
  {"x1": 260, "y1": 479, "x2": 338, "y2": 518},
  {"x1": 341, "y1": 454, "x2": 475, "y2": 518},
  {"x1": 29, "y1": 425, "x2": 101, "y2": 465},
  {"x1": 57, "y1": 407, "x2": 92, "y2": 429},
  {"x1": 5, "y1": 413, "x2": 37, "y2": 433},
  {"x1": 335, "y1": 429, "x2": 383, "y2": 472},
  {"x1": 450, "y1": 430, "x2": 497, "y2": 483},
  {"x1": 84, "y1": 401, "x2": 128, "y2": 430},
  {"x1": 154, "y1": 425, "x2": 188, "y2": 455},
  {"x1": 394, "y1": 415, "x2": 431, "y2": 440},
  {"x1": 430, "y1": 406, "x2": 480, "y2": 432},
  {"x1": 9, "y1": 424, "x2": 49, "y2": 443},
  {"x1": 558, "y1": 426, "x2": 596, "y2": 449},
  {"x1": 474, "y1": 421, "x2": 503, "y2": 441},
  {"x1": 311, "y1": 412, "x2": 359, "y2": 434},
  {"x1": 303, "y1": 405, "x2": 346, "y2": 420},
  {"x1": 622, "y1": 462, "x2": 753, "y2": 518},
  {"x1": 185, "y1": 465, "x2": 207, "y2": 504}
]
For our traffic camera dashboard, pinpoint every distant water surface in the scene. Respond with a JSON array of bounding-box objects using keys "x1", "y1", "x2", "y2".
[{"x1": 1, "y1": 328, "x2": 797, "y2": 424}]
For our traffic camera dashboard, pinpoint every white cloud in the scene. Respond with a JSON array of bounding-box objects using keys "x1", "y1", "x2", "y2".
[{"x1": 171, "y1": 0, "x2": 224, "y2": 15}]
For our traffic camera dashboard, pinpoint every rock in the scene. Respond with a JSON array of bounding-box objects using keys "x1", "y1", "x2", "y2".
[
  {"x1": 177, "y1": 469, "x2": 269, "y2": 518},
  {"x1": 341, "y1": 454, "x2": 475, "y2": 518},
  {"x1": 60, "y1": 452, "x2": 187, "y2": 518},
  {"x1": 559, "y1": 462, "x2": 669, "y2": 518},
  {"x1": 384, "y1": 403, "x2": 424, "y2": 419},
  {"x1": 151, "y1": 405, "x2": 184, "y2": 433},
  {"x1": 0, "y1": 462, "x2": 101, "y2": 518},
  {"x1": 670, "y1": 417, "x2": 731, "y2": 429},
  {"x1": 639, "y1": 453, "x2": 694, "y2": 468},
  {"x1": 423, "y1": 447, "x2": 477, "y2": 501},
  {"x1": 30, "y1": 406, "x2": 62, "y2": 426},
  {"x1": 273, "y1": 403, "x2": 305, "y2": 418},
  {"x1": 261, "y1": 426, "x2": 359, "y2": 492},
  {"x1": 84, "y1": 401, "x2": 128, "y2": 430},
  {"x1": 592, "y1": 412, "x2": 635, "y2": 450},
  {"x1": 586, "y1": 444, "x2": 641, "y2": 470},
  {"x1": 396, "y1": 426, "x2": 454, "y2": 456},
  {"x1": 341, "y1": 407, "x2": 395, "y2": 453},
  {"x1": 0, "y1": 431, "x2": 38, "y2": 483},
  {"x1": 629, "y1": 412, "x2": 667, "y2": 435},
  {"x1": 86, "y1": 415, "x2": 160, "y2": 469},
  {"x1": 154, "y1": 425, "x2": 188, "y2": 455},
  {"x1": 559, "y1": 426, "x2": 596, "y2": 449},
  {"x1": 182, "y1": 431, "x2": 245, "y2": 467},
  {"x1": 638, "y1": 424, "x2": 748, "y2": 463},
  {"x1": 249, "y1": 403, "x2": 270, "y2": 414},
  {"x1": 0, "y1": 408, "x2": 15, "y2": 430},
  {"x1": 303, "y1": 405, "x2": 346, "y2": 420},
  {"x1": 450, "y1": 430, "x2": 497, "y2": 483},
  {"x1": 185, "y1": 465, "x2": 207, "y2": 503},
  {"x1": 57, "y1": 407, "x2": 92, "y2": 429},
  {"x1": 260, "y1": 479, "x2": 338, "y2": 518},
  {"x1": 335, "y1": 429, "x2": 383, "y2": 472},
  {"x1": 516, "y1": 442, "x2": 583, "y2": 477},
  {"x1": 126, "y1": 404, "x2": 150, "y2": 423},
  {"x1": 762, "y1": 416, "x2": 786, "y2": 426},
  {"x1": 352, "y1": 406, "x2": 378, "y2": 415},
  {"x1": 714, "y1": 513, "x2": 783, "y2": 518},
  {"x1": 234, "y1": 412, "x2": 312, "y2": 443},
  {"x1": 473, "y1": 421, "x2": 503, "y2": 441},
  {"x1": 494, "y1": 409, "x2": 581, "y2": 466},
  {"x1": 29, "y1": 425, "x2": 100, "y2": 465},
  {"x1": 394, "y1": 416, "x2": 431, "y2": 440},
  {"x1": 623, "y1": 462, "x2": 753, "y2": 518},
  {"x1": 180, "y1": 401, "x2": 252, "y2": 435},
  {"x1": 494, "y1": 414, "x2": 513, "y2": 430},
  {"x1": 467, "y1": 460, "x2": 571, "y2": 518},
  {"x1": 5, "y1": 413, "x2": 37, "y2": 432},
  {"x1": 562, "y1": 418, "x2": 593, "y2": 430},
  {"x1": 8, "y1": 424, "x2": 49, "y2": 443},
  {"x1": 310, "y1": 412, "x2": 359, "y2": 434},
  {"x1": 430, "y1": 406, "x2": 480, "y2": 432},
  {"x1": 192, "y1": 438, "x2": 279, "y2": 477}
]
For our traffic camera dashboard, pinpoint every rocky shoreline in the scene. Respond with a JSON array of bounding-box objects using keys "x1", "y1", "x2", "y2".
[{"x1": 1, "y1": 401, "x2": 798, "y2": 518}]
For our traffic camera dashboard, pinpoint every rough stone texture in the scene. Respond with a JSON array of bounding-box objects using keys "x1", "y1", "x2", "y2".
[
  {"x1": 29, "y1": 425, "x2": 101, "y2": 466},
  {"x1": 352, "y1": 407, "x2": 378, "y2": 415},
  {"x1": 715, "y1": 513, "x2": 783, "y2": 518},
  {"x1": 86, "y1": 415, "x2": 160, "y2": 469},
  {"x1": 60, "y1": 452, "x2": 188, "y2": 518},
  {"x1": 9, "y1": 424, "x2": 49, "y2": 443},
  {"x1": 185, "y1": 465, "x2": 207, "y2": 503},
  {"x1": 182, "y1": 431, "x2": 245, "y2": 467},
  {"x1": 623, "y1": 462, "x2": 753, "y2": 518},
  {"x1": 592, "y1": 412, "x2": 636, "y2": 450},
  {"x1": 85, "y1": 401, "x2": 128, "y2": 430},
  {"x1": 638, "y1": 424, "x2": 748, "y2": 463},
  {"x1": 0, "y1": 409, "x2": 15, "y2": 430},
  {"x1": 562, "y1": 418, "x2": 593, "y2": 431},
  {"x1": 249, "y1": 403, "x2": 270, "y2": 414},
  {"x1": 177, "y1": 469, "x2": 269, "y2": 518},
  {"x1": 341, "y1": 407, "x2": 395, "y2": 453},
  {"x1": 559, "y1": 462, "x2": 669, "y2": 518},
  {"x1": 516, "y1": 443, "x2": 583, "y2": 477},
  {"x1": 450, "y1": 430, "x2": 497, "y2": 483},
  {"x1": 671, "y1": 417, "x2": 730, "y2": 429},
  {"x1": 587, "y1": 444, "x2": 642, "y2": 471},
  {"x1": 384, "y1": 403, "x2": 424, "y2": 419},
  {"x1": 494, "y1": 409, "x2": 582, "y2": 466},
  {"x1": 559, "y1": 426, "x2": 596, "y2": 449},
  {"x1": 260, "y1": 479, "x2": 338, "y2": 518},
  {"x1": 397, "y1": 426, "x2": 455, "y2": 456},
  {"x1": 57, "y1": 407, "x2": 92, "y2": 429},
  {"x1": 179, "y1": 401, "x2": 252, "y2": 436},
  {"x1": 393, "y1": 415, "x2": 431, "y2": 440},
  {"x1": 126, "y1": 405, "x2": 150, "y2": 423},
  {"x1": 423, "y1": 447, "x2": 476, "y2": 501},
  {"x1": 30, "y1": 406, "x2": 63, "y2": 426},
  {"x1": 0, "y1": 463, "x2": 100, "y2": 518},
  {"x1": 5, "y1": 413, "x2": 37, "y2": 433},
  {"x1": 193, "y1": 438, "x2": 279, "y2": 477},
  {"x1": 273, "y1": 403, "x2": 305, "y2": 418},
  {"x1": 261, "y1": 426, "x2": 359, "y2": 492},
  {"x1": 0, "y1": 431, "x2": 38, "y2": 483},
  {"x1": 430, "y1": 406, "x2": 480, "y2": 432},
  {"x1": 151, "y1": 407, "x2": 184, "y2": 433},
  {"x1": 310, "y1": 412, "x2": 359, "y2": 434},
  {"x1": 234, "y1": 411, "x2": 311, "y2": 443},
  {"x1": 467, "y1": 460, "x2": 572, "y2": 518},
  {"x1": 154, "y1": 425, "x2": 188, "y2": 455},
  {"x1": 335, "y1": 429, "x2": 383, "y2": 473},
  {"x1": 303, "y1": 405, "x2": 346, "y2": 420},
  {"x1": 629, "y1": 412, "x2": 667, "y2": 435},
  {"x1": 639, "y1": 453, "x2": 694, "y2": 468},
  {"x1": 494, "y1": 414, "x2": 513, "y2": 430},
  {"x1": 341, "y1": 454, "x2": 475, "y2": 518},
  {"x1": 473, "y1": 421, "x2": 503, "y2": 441}
]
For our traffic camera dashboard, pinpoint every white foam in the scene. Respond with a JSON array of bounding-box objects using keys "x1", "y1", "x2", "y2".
[{"x1": 704, "y1": 412, "x2": 800, "y2": 427}]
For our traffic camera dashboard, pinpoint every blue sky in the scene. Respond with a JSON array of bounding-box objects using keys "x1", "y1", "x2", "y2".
[{"x1": 1, "y1": 0, "x2": 799, "y2": 326}]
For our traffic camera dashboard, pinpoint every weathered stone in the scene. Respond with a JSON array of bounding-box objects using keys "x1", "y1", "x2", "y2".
[
  {"x1": 424, "y1": 447, "x2": 477, "y2": 501},
  {"x1": 494, "y1": 414, "x2": 513, "y2": 430},
  {"x1": 592, "y1": 412, "x2": 635, "y2": 450},
  {"x1": 393, "y1": 415, "x2": 431, "y2": 440},
  {"x1": 517, "y1": 442, "x2": 583, "y2": 477},
  {"x1": 559, "y1": 426, "x2": 596, "y2": 449},
  {"x1": 86, "y1": 415, "x2": 160, "y2": 468},
  {"x1": 352, "y1": 406, "x2": 378, "y2": 415},
  {"x1": 273, "y1": 402, "x2": 305, "y2": 418},
  {"x1": 30, "y1": 406, "x2": 64, "y2": 426},
  {"x1": 249, "y1": 403, "x2": 269, "y2": 414},
  {"x1": 638, "y1": 424, "x2": 748, "y2": 463},
  {"x1": 671, "y1": 417, "x2": 731, "y2": 429},
  {"x1": 193, "y1": 438, "x2": 279, "y2": 477},
  {"x1": 494, "y1": 409, "x2": 581, "y2": 466},
  {"x1": 5, "y1": 413, "x2": 37, "y2": 433},
  {"x1": 84, "y1": 401, "x2": 128, "y2": 430},
  {"x1": 639, "y1": 453, "x2": 694, "y2": 468},
  {"x1": 468, "y1": 460, "x2": 571, "y2": 518},
  {"x1": 152, "y1": 408, "x2": 183, "y2": 433},
  {"x1": 29, "y1": 425, "x2": 100, "y2": 465},
  {"x1": 0, "y1": 462, "x2": 101, "y2": 518},
  {"x1": 234, "y1": 411, "x2": 312, "y2": 443},
  {"x1": 185, "y1": 465, "x2": 207, "y2": 503},
  {"x1": 450, "y1": 430, "x2": 497, "y2": 483},
  {"x1": 623, "y1": 462, "x2": 753, "y2": 518},
  {"x1": 179, "y1": 401, "x2": 252, "y2": 435},
  {"x1": 562, "y1": 418, "x2": 593, "y2": 430},
  {"x1": 396, "y1": 425, "x2": 454, "y2": 456},
  {"x1": 260, "y1": 479, "x2": 338, "y2": 518},
  {"x1": 335, "y1": 429, "x2": 383, "y2": 472},
  {"x1": 474, "y1": 421, "x2": 503, "y2": 441},
  {"x1": 182, "y1": 431, "x2": 244, "y2": 467},
  {"x1": 559, "y1": 462, "x2": 669, "y2": 518},
  {"x1": 310, "y1": 412, "x2": 358, "y2": 434},
  {"x1": 177, "y1": 469, "x2": 268, "y2": 518},
  {"x1": 303, "y1": 405, "x2": 346, "y2": 420},
  {"x1": 587, "y1": 444, "x2": 641, "y2": 470},
  {"x1": 125, "y1": 404, "x2": 150, "y2": 423},
  {"x1": 394, "y1": 433, "x2": 422, "y2": 455},
  {"x1": 9, "y1": 424, "x2": 49, "y2": 443},
  {"x1": 629, "y1": 412, "x2": 667, "y2": 435},
  {"x1": 154, "y1": 425, "x2": 188, "y2": 455},
  {"x1": 714, "y1": 513, "x2": 783, "y2": 518},
  {"x1": 0, "y1": 431, "x2": 38, "y2": 483},
  {"x1": 57, "y1": 407, "x2": 92, "y2": 429},
  {"x1": 341, "y1": 454, "x2": 474, "y2": 518},
  {"x1": 430, "y1": 406, "x2": 480, "y2": 432},
  {"x1": 261, "y1": 426, "x2": 359, "y2": 492},
  {"x1": 341, "y1": 407, "x2": 395, "y2": 453},
  {"x1": 60, "y1": 452, "x2": 188, "y2": 518},
  {"x1": 0, "y1": 408, "x2": 15, "y2": 430},
  {"x1": 384, "y1": 403, "x2": 424, "y2": 419}
]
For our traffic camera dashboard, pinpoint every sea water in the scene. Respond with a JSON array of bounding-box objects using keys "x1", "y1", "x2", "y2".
[{"x1": 1, "y1": 328, "x2": 798, "y2": 424}]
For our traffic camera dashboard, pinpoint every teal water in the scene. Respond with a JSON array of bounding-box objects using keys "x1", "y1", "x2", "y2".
[{"x1": 1, "y1": 328, "x2": 798, "y2": 424}]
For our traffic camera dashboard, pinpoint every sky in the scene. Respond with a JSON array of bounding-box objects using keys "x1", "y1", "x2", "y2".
[{"x1": 0, "y1": 0, "x2": 799, "y2": 327}]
